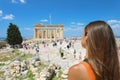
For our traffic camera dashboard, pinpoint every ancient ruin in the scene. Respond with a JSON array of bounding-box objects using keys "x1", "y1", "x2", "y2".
[{"x1": 34, "y1": 24, "x2": 64, "y2": 42}]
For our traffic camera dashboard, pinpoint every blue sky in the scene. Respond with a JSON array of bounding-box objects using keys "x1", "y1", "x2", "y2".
[{"x1": 0, "y1": 0, "x2": 120, "y2": 38}]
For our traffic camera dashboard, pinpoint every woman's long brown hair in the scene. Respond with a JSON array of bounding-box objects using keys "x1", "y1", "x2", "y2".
[{"x1": 84, "y1": 21, "x2": 120, "y2": 80}]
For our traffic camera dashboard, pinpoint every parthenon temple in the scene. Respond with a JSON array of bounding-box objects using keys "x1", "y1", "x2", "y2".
[{"x1": 34, "y1": 24, "x2": 64, "y2": 42}]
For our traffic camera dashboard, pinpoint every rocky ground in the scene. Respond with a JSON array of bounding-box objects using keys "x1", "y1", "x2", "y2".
[
  {"x1": 0, "y1": 39, "x2": 119, "y2": 80},
  {"x1": 0, "y1": 40, "x2": 86, "y2": 80}
]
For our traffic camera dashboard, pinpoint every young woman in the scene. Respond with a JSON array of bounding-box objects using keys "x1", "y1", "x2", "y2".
[{"x1": 68, "y1": 20, "x2": 120, "y2": 80}]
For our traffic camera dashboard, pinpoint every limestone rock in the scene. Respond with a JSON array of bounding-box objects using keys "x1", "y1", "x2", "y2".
[
  {"x1": 34, "y1": 61, "x2": 41, "y2": 67},
  {"x1": 21, "y1": 70, "x2": 28, "y2": 76}
]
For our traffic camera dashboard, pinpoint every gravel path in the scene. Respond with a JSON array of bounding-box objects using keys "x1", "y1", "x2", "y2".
[{"x1": 19, "y1": 40, "x2": 86, "y2": 69}]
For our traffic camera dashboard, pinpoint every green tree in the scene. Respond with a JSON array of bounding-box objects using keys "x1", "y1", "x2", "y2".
[{"x1": 7, "y1": 23, "x2": 23, "y2": 47}]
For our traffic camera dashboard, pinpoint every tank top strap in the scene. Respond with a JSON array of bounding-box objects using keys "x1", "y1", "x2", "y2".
[
  {"x1": 83, "y1": 58, "x2": 89, "y2": 63},
  {"x1": 80, "y1": 61, "x2": 96, "y2": 80}
]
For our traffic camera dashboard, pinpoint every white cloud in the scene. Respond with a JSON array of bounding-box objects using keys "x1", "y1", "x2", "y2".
[
  {"x1": 2, "y1": 14, "x2": 14, "y2": 20},
  {"x1": 107, "y1": 20, "x2": 120, "y2": 29},
  {"x1": 107, "y1": 20, "x2": 120, "y2": 24},
  {"x1": 40, "y1": 19, "x2": 48, "y2": 22},
  {"x1": 19, "y1": 0, "x2": 26, "y2": 3},
  {"x1": 11, "y1": 0, "x2": 26, "y2": 3},
  {"x1": 0, "y1": 10, "x2": 3, "y2": 16},
  {"x1": 70, "y1": 21, "x2": 84, "y2": 26},
  {"x1": 107, "y1": 20, "x2": 120, "y2": 37},
  {"x1": 0, "y1": 10, "x2": 15, "y2": 20}
]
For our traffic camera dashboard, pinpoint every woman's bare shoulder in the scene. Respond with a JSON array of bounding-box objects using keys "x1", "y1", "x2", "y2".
[
  {"x1": 69, "y1": 63, "x2": 86, "y2": 74},
  {"x1": 68, "y1": 63, "x2": 88, "y2": 80}
]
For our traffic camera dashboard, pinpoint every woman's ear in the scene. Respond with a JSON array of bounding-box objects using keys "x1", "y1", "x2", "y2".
[
  {"x1": 85, "y1": 36, "x2": 88, "y2": 41},
  {"x1": 81, "y1": 35, "x2": 88, "y2": 48}
]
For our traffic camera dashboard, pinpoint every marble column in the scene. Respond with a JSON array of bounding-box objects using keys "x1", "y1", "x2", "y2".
[
  {"x1": 38, "y1": 29, "x2": 39, "y2": 39},
  {"x1": 41, "y1": 28, "x2": 43, "y2": 40},
  {"x1": 49, "y1": 30, "x2": 51, "y2": 41},
  {"x1": 34, "y1": 28, "x2": 36, "y2": 39},
  {"x1": 37, "y1": 29, "x2": 39, "y2": 39},
  {"x1": 35, "y1": 29, "x2": 37, "y2": 38},
  {"x1": 62, "y1": 28, "x2": 64, "y2": 39},
  {"x1": 39, "y1": 29, "x2": 41, "y2": 38},
  {"x1": 55, "y1": 28, "x2": 57, "y2": 39},
  {"x1": 47, "y1": 29, "x2": 48, "y2": 38},
  {"x1": 47, "y1": 29, "x2": 49, "y2": 38},
  {"x1": 59, "y1": 28, "x2": 61, "y2": 39},
  {"x1": 45, "y1": 29, "x2": 47, "y2": 40},
  {"x1": 61, "y1": 28, "x2": 63, "y2": 39}
]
